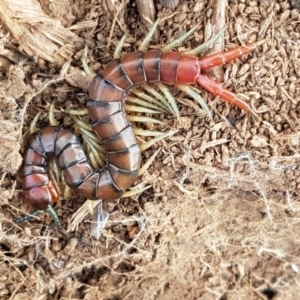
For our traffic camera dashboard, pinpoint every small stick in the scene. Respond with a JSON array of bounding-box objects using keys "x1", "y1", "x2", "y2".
[
  {"x1": 205, "y1": 0, "x2": 227, "y2": 82},
  {"x1": 136, "y1": 0, "x2": 159, "y2": 41}
]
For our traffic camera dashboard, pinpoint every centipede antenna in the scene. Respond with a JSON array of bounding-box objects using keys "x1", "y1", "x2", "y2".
[
  {"x1": 127, "y1": 115, "x2": 166, "y2": 125},
  {"x1": 138, "y1": 148, "x2": 161, "y2": 176},
  {"x1": 161, "y1": 26, "x2": 198, "y2": 53},
  {"x1": 156, "y1": 82, "x2": 180, "y2": 121},
  {"x1": 114, "y1": 31, "x2": 128, "y2": 59},
  {"x1": 138, "y1": 19, "x2": 160, "y2": 52},
  {"x1": 46, "y1": 205, "x2": 62, "y2": 228},
  {"x1": 174, "y1": 83, "x2": 213, "y2": 120},
  {"x1": 124, "y1": 104, "x2": 162, "y2": 114},
  {"x1": 140, "y1": 130, "x2": 177, "y2": 152},
  {"x1": 133, "y1": 128, "x2": 169, "y2": 137},
  {"x1": 82, "y1": 46, "x2": 96, "y2": 78},
  {"x1": 122, "y1": 185, "x2": 152, "y2": 198},
  {"x1": 14, "y1": 209, "x2": 44, "y2": 224},
  {"x1": 127, "y1": 96, "x2": 166, "y2": 112},
  {"x1": 184, "y1": 27, "x2": 226, "y2": 55},
  {"x1": 131, "y1": 87, "x2": 171, "y2": 112}
]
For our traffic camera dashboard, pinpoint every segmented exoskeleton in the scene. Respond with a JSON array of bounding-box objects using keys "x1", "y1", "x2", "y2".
[{"x1": 17, "y1": 24, "x2": 263, "y2": 227}]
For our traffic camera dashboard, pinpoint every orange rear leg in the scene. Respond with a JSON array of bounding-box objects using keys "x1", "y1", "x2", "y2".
[
  {"x1": 196, "y1": 74, "x2": 260, "y2": 120},
  {"x1": 196, "y1": 40, "x2": 265, "y2": 120},
  {"x1": 198, "y1": 40, "x2": 265, "y2": 69}
]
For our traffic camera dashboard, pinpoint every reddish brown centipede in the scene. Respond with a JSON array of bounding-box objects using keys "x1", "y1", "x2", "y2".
[{"x1": 16, "y1": 34, "x2": 263, "y2": 226}]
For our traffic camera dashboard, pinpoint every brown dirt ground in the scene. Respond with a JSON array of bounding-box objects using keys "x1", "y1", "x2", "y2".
[{"x1": 1, "y1": 0, "x2": 300, "y2": 299}]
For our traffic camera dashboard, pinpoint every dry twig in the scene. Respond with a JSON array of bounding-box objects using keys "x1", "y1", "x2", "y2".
[{"x1": 0, "y1": 0, "x2": 80, "y2": 63}]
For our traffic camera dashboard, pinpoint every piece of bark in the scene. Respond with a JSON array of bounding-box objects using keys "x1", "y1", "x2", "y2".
[
  {"x1": 136, "y1": 0, "x2": 159, "y2": 41},
  {"x1": 160, "y1": 0, "x2": 179, "y2": 8}
]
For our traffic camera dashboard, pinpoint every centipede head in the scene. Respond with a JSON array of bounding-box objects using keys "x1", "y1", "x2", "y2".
[{"x1": 16, "y1": 181, "x2": 62, "y2": 228}]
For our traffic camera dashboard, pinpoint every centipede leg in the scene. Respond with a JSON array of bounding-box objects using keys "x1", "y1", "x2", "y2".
[
  {"x1": 161, "y1": 26, "x2": 198, "y2": 53},
  {"x1": 81, "y1": 47, "x2": 96, "y2": 79},
  {"x1": 114, "y1": 32, "x2": 128, "y2": 59},
  {"x1": 138, "y1": 19, "x2": 159, "y2": 52},
  {"x1": 184, "y1": 28, "x2": 226, "y2": 55}
]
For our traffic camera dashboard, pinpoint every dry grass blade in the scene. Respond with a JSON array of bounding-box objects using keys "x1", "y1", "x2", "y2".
[{"x1": 0, "y1": 0, "x2": 80, "y2": 63}]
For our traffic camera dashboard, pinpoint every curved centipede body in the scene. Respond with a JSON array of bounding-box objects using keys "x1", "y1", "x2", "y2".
[{"x1": 18, "y1": 37, "x2": 263, "y2": 225}]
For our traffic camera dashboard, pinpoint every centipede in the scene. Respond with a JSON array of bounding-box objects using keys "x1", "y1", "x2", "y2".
[{"x1": 16, "y1": 26, "x2": 263, "y2": 227}]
